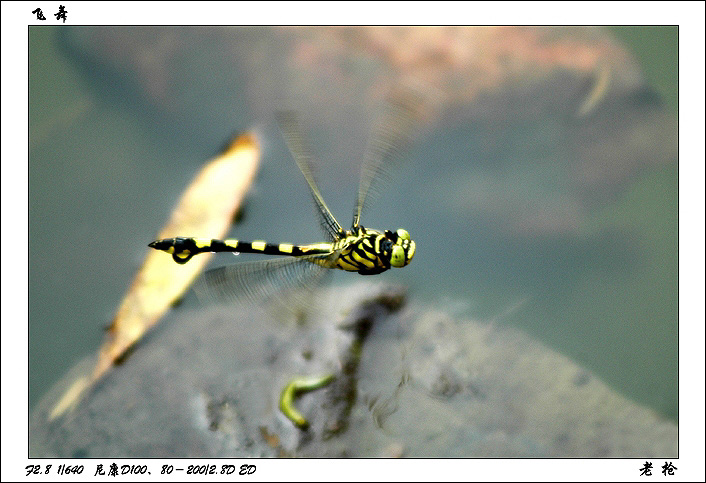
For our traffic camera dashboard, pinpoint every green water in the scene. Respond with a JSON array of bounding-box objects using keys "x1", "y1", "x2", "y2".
[{"x1": 29, "y1": 26, "x2": 678, "y2": 424}]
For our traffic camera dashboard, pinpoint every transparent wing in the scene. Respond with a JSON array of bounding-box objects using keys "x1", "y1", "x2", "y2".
[
  {"x1": 193, "y1": 253, "x2": 337, "y2": 309},
  {"x1": 276, "y1": 111, "x2": 344, "y2": 242},
  {"x1": 353, "y1": 88, "x2": 427, "y2": 228}
]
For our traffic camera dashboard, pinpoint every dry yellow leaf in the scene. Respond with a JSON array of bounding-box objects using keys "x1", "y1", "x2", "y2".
[{"x1": 49, "y1": 132, "x2": 260, "y2": 420}]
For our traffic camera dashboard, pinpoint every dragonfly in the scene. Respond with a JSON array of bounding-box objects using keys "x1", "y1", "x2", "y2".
[{"x1": 149, "y1": 91, "x2": 422, "y2": 304}]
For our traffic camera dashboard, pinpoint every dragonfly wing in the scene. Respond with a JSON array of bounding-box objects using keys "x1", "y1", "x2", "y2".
[
  {"x1": 276, "y1": 111, "x2": 344, "y2": 241},
  {"x1": 353, "y1": 87, "x2": 428, "y2": 228},
  {"x1": 192, "y1": 253, "x2": 336, "y2": 310}
]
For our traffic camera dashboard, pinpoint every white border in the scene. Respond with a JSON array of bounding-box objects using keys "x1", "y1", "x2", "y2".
[{"x1": 3, "y1": 1, "x2": 704, "y2": 481}]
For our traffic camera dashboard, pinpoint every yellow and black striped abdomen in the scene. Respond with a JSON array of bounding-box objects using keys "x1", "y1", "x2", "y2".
[{"x1": 148, "y1": 237, "x2": 334, "y2": 265}]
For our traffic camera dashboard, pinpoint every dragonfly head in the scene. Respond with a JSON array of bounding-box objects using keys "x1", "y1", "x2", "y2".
[{"x1": 386, "y1": 228, "x2": 416, "y2": 268}]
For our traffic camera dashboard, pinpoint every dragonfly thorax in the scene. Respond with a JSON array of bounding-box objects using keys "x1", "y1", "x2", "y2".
[{"x1": 334, "y1": 226, "x2": 415, "y2": 275}]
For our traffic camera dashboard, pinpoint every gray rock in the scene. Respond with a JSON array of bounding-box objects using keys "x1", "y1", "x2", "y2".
[{"x1": 31, "y1": 282, "x2": 676, "y2": 457}]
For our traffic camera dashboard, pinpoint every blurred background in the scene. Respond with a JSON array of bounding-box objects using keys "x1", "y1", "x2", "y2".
[{"x1": 29, "y1": 26, "x2": 677, "y2": 422}]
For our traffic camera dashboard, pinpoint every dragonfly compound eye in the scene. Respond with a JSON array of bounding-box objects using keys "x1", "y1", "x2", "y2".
[
  {"x1": 406, "y1": 240, "x2": 416, "y2": 264},
  {"x1": 390, "y1": 245, "x2": 406, "y2": 267}
]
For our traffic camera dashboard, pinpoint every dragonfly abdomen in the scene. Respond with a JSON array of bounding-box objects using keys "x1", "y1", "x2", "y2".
[{"x1": 149, "y1": 237, "x2": 334, "y2": 265}]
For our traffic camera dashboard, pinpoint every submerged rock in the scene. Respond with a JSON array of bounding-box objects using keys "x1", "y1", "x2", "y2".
[{"x1": 31, "y1": 282, "x2": 676, "y2": 457}]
